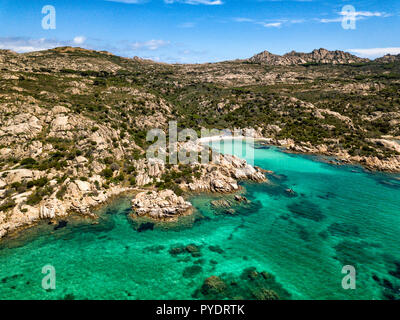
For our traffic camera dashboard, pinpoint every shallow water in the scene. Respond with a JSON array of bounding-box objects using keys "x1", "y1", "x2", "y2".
[{"x1": 0, "y1": 140, "x2": 399, "y2": 300}]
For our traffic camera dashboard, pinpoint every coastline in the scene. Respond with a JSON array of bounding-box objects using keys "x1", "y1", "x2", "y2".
[
  {"x1": 200, "y1": 135, "x2": 400, "y2": 174},
  {"x1": 1, "y1": 135, "x2": 399, "y2": 243},
  {"x1": 0, "y1": 187, "x2": 139, "y2": 242}
]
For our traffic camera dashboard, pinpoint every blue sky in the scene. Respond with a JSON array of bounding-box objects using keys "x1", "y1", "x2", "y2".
[{"x1": 0, "y1": 0, "x2": 399, "y2": 63}]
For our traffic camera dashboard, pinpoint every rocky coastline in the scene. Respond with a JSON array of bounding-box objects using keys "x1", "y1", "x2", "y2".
[
  {"x1": 254, "y1": 137, "x2": 400, "y2": 173},
  {"x1": 0, "y1": 182, "x2": 136, "y2": 240},
  {"x1": 0, "y1": 138, "x2": 268, "y2": 239},
  {"x1": 1, "y1": 133, "x2": 399, "y2": 241},
  {"x1": 130, "y1": 144, "x2": 267, "y2": 221}
]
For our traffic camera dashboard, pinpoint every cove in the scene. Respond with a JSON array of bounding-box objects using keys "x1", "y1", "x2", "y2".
[{"x1": 0, "y1": 140, "x2": 399, "y2": 300}]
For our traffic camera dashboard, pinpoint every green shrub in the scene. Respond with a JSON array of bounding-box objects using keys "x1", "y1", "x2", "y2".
[
  {"x1": 56, "y1": 185, "x2": 67, "y2": 200},
  {"x1": 101, "y1": 168, "x2": 113, "y2": 179},
  {"x1": 0, "y1": 199, "x2": 16, "y2": 212}
]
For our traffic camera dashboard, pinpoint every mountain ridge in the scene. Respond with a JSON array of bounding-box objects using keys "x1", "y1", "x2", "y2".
[
  {"x1": 1, "y1": 46, "x2": 400, "y2": 65},
  {"x1": 248, "y1": 48, "x2": 370, "y2": 65}
]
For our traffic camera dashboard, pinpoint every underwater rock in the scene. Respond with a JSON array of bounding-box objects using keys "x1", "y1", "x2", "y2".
[
  {"x1": 327, "y1": 222, "x2": 360, "y2": 237},
  {"x1": 389, "y1": 262, "x2": 400, "y2": 279},
  {"x1": 287, "y1": 200, "x2": 325, "y2": 222},
  {"x1": 137, "y1": 222, "x2": 155, "y2": 232},
  {"x1": 211, "y1": 199, "x2": 231, "y2": 208},
  {"x1": 169, "y1": 245, "x2": 186, "y2": 256},
  {"x1": 285, "y1": 188, "x2": 297, "y2": 197},
  {"x1": 241, "y1": 267, "x2": 259, "y2": 281},
  {"x1": 183, "y1": 265, "x2": 203, "y2": 278},
  {"x1": 208, "y1": 245, "x2": 224, "y2": 254},
  {"x1": 261, "y1": 271, "x2": 271, "y2": 280},
  {"x1": 224, "y1": 209, "x2": 236, "y2": 215},
  {"x1": 234, "y1": 195, "x2": 249, "y2": 203},
  {"x1": 372, "y1": 273, "x2": 400, "y2": 300},
  {"x1": 1, "y1": 274, "x2": 23, "y2": 284},
  {"x1": 194, "y1": 267, "x2": 291, "y2": 300},
  {"x1": 201, "y1": 276, "x2": 228, "y2": 296},
  {"x1": 333, "y1": 239, "x2": 380, "y2": 267},
  {"x1": 251, "y1": 288, "x2": 280, "y2": 300},
  {"x1": 169, "y1": 244, "x2": 202, "y2": 257},
  {"x1": 63, "y1": 293, "x2": 76, "y2": 300},
  {"x1": 186, "y1": 244, "x2": 202, "y2": 257},
  {"x1": 54, "y1": 220, "x2": 68, "y2": 230}
]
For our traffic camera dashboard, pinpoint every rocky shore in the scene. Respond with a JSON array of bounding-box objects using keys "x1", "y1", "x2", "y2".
[
  {"x1": 0, "y1": 179, "x2": 134, "y2": 240},
  {"x1": 130, "y1": 142, "x2": 267, "y2": 221},
  {"x1": 2, "y1": 131, "x2": 398, "y2": 240},
  {"x1": 256, "y1": 137, "x2": 400, "y2": 173}
]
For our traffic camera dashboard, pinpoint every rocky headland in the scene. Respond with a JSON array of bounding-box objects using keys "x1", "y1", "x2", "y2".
[{"x1": 130, "y1": 141, "x2": 267, "y2": 221}]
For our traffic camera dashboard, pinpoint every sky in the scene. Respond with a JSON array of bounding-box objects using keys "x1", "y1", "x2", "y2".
[{"x1": 0, "y1": 0, "x2": 399, "y2": 63}]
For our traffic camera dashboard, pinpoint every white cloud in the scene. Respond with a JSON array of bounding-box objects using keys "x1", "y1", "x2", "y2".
[
  {"x1": 132, "y1": 39, "x2": 170, "y2": 50},
  {"x1": 318, "y1": 11, "x2": 391, "y2": 23},
  {"x1": 0, "y1": 36, "x2": 91, "y2": 53},
  {"x1": 0, "y1": 37, "x2": 65, "y2": 53},
  {"x1": 259, "y1": 22, "x2": 282, "y2": 28},
  {"x1": 317, "y1": 17, "x2": 342, "y2": 23},
  {"x1": 179, "y1": 22, "x2": 196, "y2": 28},
  {"x1": 106, "y1": 0, "x2": 147, "y2": 3},
  {"x1": 233, "y1": 17, "x2": 303, "y2": 28},
  {"x1": 339, "y1": 11, "x2": 391, "y2": 18},
  {"x1": 233, "y1": 18, "x2": 254, "y2": 23},
  {"x1": 348, "y1": 47, "x2": 400, "y2": 58},
  {"x1": 73, "y1": 36, "x2": 86, "y2": 45},
  {"x1": 164, "y1": 0, "x2": 223, "y2": 5}
]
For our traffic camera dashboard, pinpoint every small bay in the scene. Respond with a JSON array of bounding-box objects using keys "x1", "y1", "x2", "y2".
[{"x1": 0, "y1": 140, "x2": 399, "y2": 300}]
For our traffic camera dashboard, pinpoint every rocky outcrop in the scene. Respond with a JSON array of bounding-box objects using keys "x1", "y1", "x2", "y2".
[
  {"x1": 375, "y1": 54, "x2": 400, "y2": 64},
  {"x1": 0, "y1": 178, "x2": 133, "y2": 239},
  {"x1": 183, "y1": 153, "x2": 266, "y2": 193},
  {"x1": 132, "y1": 190, "x2": 192, "y2": 220},
  {"x1": 272, "y1": 137, "x2": 400, "y2": 173},
  {"x1": 352, "y1": 155, "x2": 400, "y2": 173},
  {"x1": 2, "y1": 169, "x2": 43, "y2": 184},
  {"x1": 249, "y1": 48, "x2": 369, "y2": 65},
  {"x1": 135, "y1": 158, "x2": 165, "y2": 187}
]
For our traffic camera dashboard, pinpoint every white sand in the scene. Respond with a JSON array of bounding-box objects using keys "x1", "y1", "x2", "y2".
[
  {"x1": 197, "y1": 135, "x2": 270, "y2": 145},
  {"x1": 197, "y1": 135, "x2": 248, "y2": 144}
]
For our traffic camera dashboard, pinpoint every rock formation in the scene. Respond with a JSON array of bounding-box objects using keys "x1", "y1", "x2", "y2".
[
  {"x1": 132, "y1": 189, "x2": 192, "y2": 220},
  {"x1": 249, "y1": 48, "x2": 369, "y2": 65}
]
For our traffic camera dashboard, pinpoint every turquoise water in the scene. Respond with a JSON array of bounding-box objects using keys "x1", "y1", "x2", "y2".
[{"x1": 1, "y1": 140, "x2": 400, "y2": 300}]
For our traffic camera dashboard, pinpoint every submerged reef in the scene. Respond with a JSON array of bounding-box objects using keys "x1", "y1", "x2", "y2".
[{"x1": 193, "y1": 267, "x2": 291, "y2": 300}]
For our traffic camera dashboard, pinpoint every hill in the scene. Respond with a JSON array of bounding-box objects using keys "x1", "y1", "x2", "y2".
[{"x1": 0, "y1": 46, "x2": 399, "y2": 238}]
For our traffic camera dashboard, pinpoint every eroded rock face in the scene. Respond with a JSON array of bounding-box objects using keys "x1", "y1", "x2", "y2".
[
  {"x1": 3, "y1": 169, "x2": 43, "y2": 184},
  {"x1": 132, "y1": 190, "x2": 192, "y2": 219},
  {"x1": 0, "y1": 179, "x2": 132, "y2": 240},
  {"x1": 135, "y1": 158, "x2": 165, "y2": 187},
  {"x1": 249, "y1": 48, "x2": 369, "y2": 65},
  {"x1": 184, "y1": 153, "x2": 266, "y2": 193}
]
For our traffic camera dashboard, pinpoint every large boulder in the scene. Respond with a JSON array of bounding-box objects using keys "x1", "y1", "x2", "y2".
[
  {"x1": 132, "y1": 190, "x2": 192, "y2": 219},
  {"x1": 3, "y1": 169, "x2": 42, "y2": 184}
]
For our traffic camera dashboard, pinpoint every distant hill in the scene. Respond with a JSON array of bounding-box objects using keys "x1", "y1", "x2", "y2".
[
  {"x1": 248, "y1": 48, "x2": 370, "y2": 65},
  {"x1": 375, "y1": 54, "x2": 400, "y2": 64}
]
